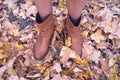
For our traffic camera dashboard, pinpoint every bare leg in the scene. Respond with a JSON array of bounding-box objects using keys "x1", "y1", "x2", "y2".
[
  {"x1": 33, "y1": 0, "x2": 52, "y2": 20},
  {"x1": 66, "y1": 0, "x2": 86, "y2": 25}
]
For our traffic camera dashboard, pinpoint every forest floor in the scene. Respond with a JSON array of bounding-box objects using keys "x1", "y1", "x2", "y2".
[{"x1": 0, "y1": 0, "x2": 120, "y2": 80}]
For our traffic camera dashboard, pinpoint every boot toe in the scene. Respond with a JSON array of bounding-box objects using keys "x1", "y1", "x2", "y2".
[{"x1": 34, "y1": 50, "x2": 47, "y2": 60}]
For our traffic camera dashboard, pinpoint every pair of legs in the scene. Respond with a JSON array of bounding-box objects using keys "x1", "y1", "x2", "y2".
[
  {"x1": 34, "y1": 0, "x2": 86, "y2": 25},
  {"x1": 33, "y1": 0, "x2": 86, "y2": 60}
]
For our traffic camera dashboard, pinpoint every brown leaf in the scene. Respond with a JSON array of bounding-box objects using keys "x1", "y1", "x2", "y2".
[{"x1": 60, "y1": 46, "x2": 76, "y2": 63}]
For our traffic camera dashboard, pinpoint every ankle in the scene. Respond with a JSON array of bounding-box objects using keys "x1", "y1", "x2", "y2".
[
  {"x1": 36, "y1": 13, "x2": 50, "y2": 23},
  {"x1": 69, "y1": 15, "x2": 81, "y2": 26}
]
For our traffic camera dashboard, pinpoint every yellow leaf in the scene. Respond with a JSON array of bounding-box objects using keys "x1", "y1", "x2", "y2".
[
  {"x1": 7, "y1": 68, "x2": 16, "y2": 75},
  {"x1": 0, "y1": 53, "x2": 7, "y2": 59},
  {"x1": 0, "y1": 50, "x2": 7, "y2": 59},
  {"x1": 0, "y1": 50, "x2": 3, "y2": 54},
  {"x1": 93, "y1": 6, "x2": 100, "y2": 12},
  {"x1": 74, "y1": 70, "x2": 91, "y2": 79},
  {"x1": 81, "y1": 30, "x2": 89, "y2": 37},
  {"x1": 12, "y1": 28, "x2": 20, "y2": 36},
  {"x1": 37, "y1": 63, "x2": 46, "y2": 73},
  {"x1": 65, "y1": 37, "x2": 72, "y2": 47},
  {"x1": 0, "y1": 49, "x2": 7, "y2": 65},
  {"x1": 59, "y1": 2, "x2": 66, "y2": 8},
  {"x1": 107, "y1": 21, "x2": 112, "y2": 27},
  {"x1": 109, "y1": 65, "x2": 120, "y2": 80},
  {"x1": 91, "y1": 29, "x2": 106, "y2": 43},
  {"x1": 37, "y1": 63, "x2": 51, "y2": 77},
  {"x1": 43, "y1": 69, "x2": 50, "y2": 77},
  {"x1": 60, "y1": 70, "x2": 69, "y2": 76},
  {"x1": 75, "y1": 55, "x2": 88, "y2": 67},
  {"x1": 0, "y1": 58, "x2": 7, "y2": 65},
  {"x1": 15, "y1": 43, "x2": 24, "y2": 50}
]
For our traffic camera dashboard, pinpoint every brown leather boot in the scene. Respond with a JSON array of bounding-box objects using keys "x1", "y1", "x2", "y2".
[
  {"x1": 65, "y1": 16, "x2": 82, "y2": 56},
  {"x1": 34, "y1": 13, "x2": 54, "y2": 60}
]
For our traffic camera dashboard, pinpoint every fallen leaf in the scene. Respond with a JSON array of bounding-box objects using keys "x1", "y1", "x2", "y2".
[
  {"x1": 51, "y1": 62, "x2": 62, "y2": 73},
  {"x1": 81, "y1": 30, "x2": 89, "y2": 37},
  {"x1": 109, "y1": 64, "x2": 120, "y2": 80},
  {"x1": 7, "y1": 68, "x2": 16, "y2": 76},
  {"x1": 74, "y1": 70, "x2": 91, "y2": 79},
  {"x1": 82, "y1": 43, "x2": 94, "y2": 59},
  {"x1": 0, "y1": 66, "x2": 7, "y2": 78},
  {"x1": 75, "y1": 55, "x2": 88, "y2": 67},
  {"x1": 91, "y1": 50, "x2": 101, "y2": 64},
  {"x1": 37, "y1": 63, "x2": 46, "y2": 73},
  {"x1": 6, "y1": 57, "x2": 16, "y2": 68},
  {"x1": 60, "y1": 70, "x2": 69, "y2": 76},
  {"x1": 58, "y1": 2, "x2": 66, "y2": 9},
  {"x1": 51, "y1": 74, "x2": 68, "y2": 80},
  {"x1": 106, "y1": 21, "x2": 112, "y2": 27},
  {"x1": 100, "y1": 58, "x2": 110, "y2": 74},
  {"x1": 15, "y1": 42, "x2": 24, "y2": 50},
  {"x1": 43, "y1": 69, "x2": 50, "y2": 77},
  {"x1": 8, "y1": 75, "x2": 19, "y2": 80},
  {"x1": 65, "y1": 37, "x2": 72, "y2": 47},
  {"x1": 60, "y1": 46, "x2": 76, "y2": 63},
  {"x1": 0, "y1": 51, "x2": 7, "y2": 59},
  {"x1": 91, "y1": 29, "x2": 106, "y2": 43}
]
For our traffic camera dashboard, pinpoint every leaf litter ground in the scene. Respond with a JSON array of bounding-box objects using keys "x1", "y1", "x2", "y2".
[{"x1": 0, "y1": 0, "x2": 120, "y2": 80}]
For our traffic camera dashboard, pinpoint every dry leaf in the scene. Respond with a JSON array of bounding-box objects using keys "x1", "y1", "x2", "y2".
[
  {"x1": 81, "y1": 30, "x2": 89, "y2": 37},
  {"x1": 26, "y1": 73, "x2": 40, "y2": 78},
  {"x1": 8, "y1": 75, "x2": 19, "y2": 80},
  {"x1": 0, "y1": 50, "x2": 5, "y2": 59},
  {"x1": 109, "y1": 64, "x2": 120, "y2": 80},
  {"x1": 0, "y1": 0, "x2": 120, "y2": 80},
  {"x1": 60, "y1": 46, "x2": 76, "y2": 63},
  {"x1": 91, "y1": 50, "x2": 101, "y2": 64},
  {"x1": 106, "y1": 21, "x2": 112, "y2": 27},
  {"x1": 0, "y1": 66, "x2": 7, "y2": 78},
  {"x1": 15, "y1": 42, "x2": 24, "y2": 50},
  {"x1": 100, "y1": 58, "x2": 110, "y2": 74},
  {"x1": 74, "y1": 70, "x2": 91, "y2": 79},
  {"x1": 73, "y1": 67, "x2": 83, "y2": 73},
  {"x1": 75, "y1": 55, "x2": 88, "y2": 67},
  {"x1": 58, "y1": 2, "x2": 66, "y2": 9},
  {"x1": 7, "y1": 1, "x2": 17, "y2": 10},
  {"x1": 91, "y1": 29, "x2": 106, "y2": 43},
  {"x1": 37, "y1": 63, "x2": 46, "y2": 73},
  {"x1": 82, "y1": 43, "x2": 94, "y2": 59},
  {"x1": 7, "y1": 68, "x2": 16, "y2": 76},
  {"x1": 6, "y1": 57, "x2": 16, "y2": 68},
  {"x1": 92, "y1": 6, "x2": 100, "y2": 13},
  {"x1": 51, "y1": 62, "x2": 62, "y2": 73},
  {"x1": 51, "y1": 74, "x2": 68, "y2": 80},
  {"x1": 20, "y1": 33, "x2": 33, "y2": 41},
  {"x1": 65, "y1": 37, "x2": 72, "y2": 47},
  {"x1": 43, "y1": 69, "x2": 50, "y2": 77}
]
